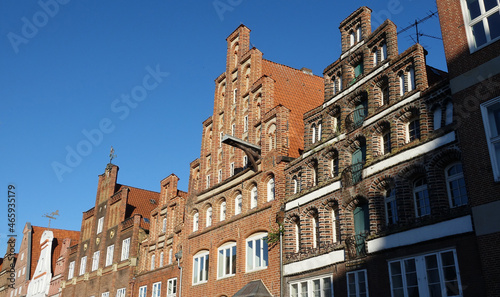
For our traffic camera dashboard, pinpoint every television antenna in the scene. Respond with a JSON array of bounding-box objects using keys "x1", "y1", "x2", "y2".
[{"x1": 397, "y1": 11, "x2": 442, "y2": 44}]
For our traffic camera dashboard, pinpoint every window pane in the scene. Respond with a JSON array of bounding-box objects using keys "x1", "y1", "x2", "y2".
[
  {"x1": 425, "y1": 255, "x2": 442, "y2": 297},
  {"x1": 323, "y1": 278, "x2": 333, "y2": 297},
  {"x1": 441, "y1": 252, "x2": 460, "y2": 296},
  {"x1": 466, "y1": 0, "x2": 482, "y2": 20},
  {"x1": 484, "y1": 0, "x2": 499, "y2": 11},
  {"x1": 255, "y1": 239, "x2": 261, "y2": 267},
  {"x1": 263, "y1": 238, "x2": 269, "y2": 267},
  {"x1": 218, "y1": 250, "x2": 224, "y2": 277},
  {"x1": 313, "y1": 279, "x2": 321, "y2": 297},
  {"x1": 231, "y1": 246, "x2": 237, "y2": 275},
  {"x1": 487, "y1": 13, "x2": 500, "y2": 40},
  {"x1": 472, "y1": 21, "x2": 488, "y2": 47},
  {"x1": 291, "y1": 284, "x2": 298, "y2": 297},
  {"x1": 247, "y1": 241, "x2": 253, "y2": 270}
]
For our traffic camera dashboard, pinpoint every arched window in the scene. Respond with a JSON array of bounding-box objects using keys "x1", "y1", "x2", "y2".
[
  {"x1": 381, "y1": 42, "x2": 387, "y2": 61},
  {"x1": 385, "y1": 188, "x2": 398, "y2": 225},
  {"x1": 168, "y1": 249, "x2": 173, "y2": 265},
  {"x1": 312, "y1": 162, "x2": 319, "y2": 186},
  {"x1": 268, "y1": 124, "x2": 277, "y2": 150},
  {"x1": 445, "y1": 102, "x2": 454, "y2": 125},
  {"x1": 332, "y1": 208, "x2": 340, "y2": 243},
  {"x1": 311, "y1": 123, "x2": 317, "y2": 144},
  {"x1": 150, "y1": 254, "x2": 155, "y2": 270},
  {"x1": 292, "y1": 176, "x2": 298, "y2": 194},
  {"x1": 220, "y1": 201, "x2": 226, "y2": 221},
  {"x1": 267, "y1": 177, "x2": 275, "y2": 201},
  {"x1": 330, "y1": 155, "x2": 339, "y2": 177},
  {"x1": 206, "y1": 207, "x2": 213, "y2": 227},
  {"x1": 295, "y1": 220, "x2": 301, "y2": 252},
  {"x1": 433, "y1": 108, "x2": 442, "y2": 130},
  {"x1": 235, "y1": 194, "x2": 242, "y2": 215},
  {"x1": 245, "y1": 66, "x2": 251, "y2": 90},
  {"x1": 246, "y1": 233, "x2": 269, "y2": 272},
  {"x1": 193, "y1": 250, "x2": 209, "y2": 284},
  {"x1": 312, "y1": 214, "x2": 320, "y2": 248},
  {"x1": 193, "y1": 212, "x2": 199, "y2": 232},
  {"x1": 251, "y1": 186, "x2": 258, "y2": 208},
  {"x1": 413, "y1": 178, "x2": 430, "y2": 217},
  {"x1": 162, "y1": 217, "x2": 167, "y2": 233},
  {"x1": 407, "y1": 118, "x2": 421, "y2": 142},
  {"x1": 350, "y1": 30, "x2": 355, "y2": 46},
  {"x1": 446, "y1": 163, "x2": 468, "y2": 207},
  {"x1": 356, "y1": 25, "x2": 362, "y2": 42},
  {"x1": 382, "y1": 131, "x2": 391, "y2": 155},
  {"x1": 399, "y1": 72, "x2": 406, "y2": 95},
  {"x1": 353, "y1": 202, "x2": 369, "y2": 255},
  {"x1": 318, "y1": 121, "x2": 322, "y2": 142},
  {"x1": 381, "y1": 84, "x2": 389, "y2": 106},
  {"x1": 373, "y1": 47, "x2": 378, "y2": 66},
  {"x1": 217, "y1": 242, "x2": 237, "y2": 278},
  {"x1": 407, "y1": 67, "x2": 416, "y2": 91}
]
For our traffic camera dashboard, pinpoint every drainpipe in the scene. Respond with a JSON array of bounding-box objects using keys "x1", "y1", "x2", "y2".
[
  {"x1": 175, "y1": 251, "x2": 182, "y2": 297},
  {"x1": 276, "y1": 206, "x2": 285, "y2": 297}
]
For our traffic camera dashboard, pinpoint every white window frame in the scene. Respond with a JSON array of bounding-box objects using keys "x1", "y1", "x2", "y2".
[
  {"x1": 480, "y1": 96, "x2": 500, "y2": 181},
  {"x1": 230, "y1": 162, "x2": 235, "y2": 176},
  {"x1": 92, "y1": 251, "x2": 100, "y2": 271},
  {"x1": 251, "y1": 186, "x2": 258, "y2": 209},
  {"x1": 293, "y1": 177, "x2": 298, "y2": 194},
  {"x1": 79, "y1": 256, "x2": 87, "y2": 276},
  {"x1": 217, "y1": 242, "x2": 237, "y2": 279},
  {"x1": 399, "y1": 72, "x2": 406, "y2": 96},
  {"x1": 206, "y1": 207, "x2": 213, "y2": 227},
  {"x1": 138, "y1": 286, "x2": 147, "y2": 297},
  {"x1": 312, "y1": 216, "x2": 319, "y2": 248},
  {"x1": 220, "y1": 201, "x2": 226, "y2": 221},
  {"x1": 193, "y1": 251, "x2": 209, "y2": 285},
  {"x1": 347, "y1": 269, "x2": 369, "y2": 297},
  {"x1": 388, "y1": 249, "x2": 463, "y2": 297},
  {"x1": 289, "y1": 275, "x2": 333, "y2": 297},
  {"x1": 151, "y1": 254, "x2": 156, "y2": 270},
  {"x1": 193, "y1": 212, "x2": 199, "y2": 232},
  {"x1": 235, "y1": 194, "x2": 242, "y2": 215},
  {"x1": 460, "y1": 0, "x2": 500, "y2": 52},
  {"x1": 116, "y1": 288, "x2": 126, "y2": 297},
  {"x1": 445, "y1": 163, "x2": 468, "y2": 207},
  {"x1": 167, "y1": 278, "x2": 177, "y2": 297},
  {"x1": 267, "y1": 177, "x2": 275, "y2": 202},
  {"x1": 246, "y1": 233, "x2": 269, "y2": 272},
  {"x1": 102, "y1": 292, "x2": 110, "y2": 297},
  {"x1": 121, "y1": 238, "x2": 130, "y2": 261},
  {"x1": 106, "y1": 245, "x2": 114, "y2": 267},
  {"x1": 152, "y1": 281, "x2": 161, "y2": 297},
  {"x1": 97, "y1": 217, "x2": 104, "y2": 234},
  {"x1": 233, "y1": 88, "x2": 237, "y2": 104},
  {"x1": 68, "y1": 261, "x2": 75, "y2": 279},
  {"x1": 413, "y1": 178, "x2": 431, "y2": 217}
]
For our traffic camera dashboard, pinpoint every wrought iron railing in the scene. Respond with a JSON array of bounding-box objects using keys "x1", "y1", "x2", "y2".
[
  {"x1": 341, "y1": 162, "x2": 365, "y2": 187},
  {"x1": 345, "y1": 231, "x2": 369, "y2": 259},
  {"x1": 345, "y1": 108, "x2": 367, "y2": 133}
]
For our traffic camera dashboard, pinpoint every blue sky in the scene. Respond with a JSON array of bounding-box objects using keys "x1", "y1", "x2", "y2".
[{"x1": 0, "y1": 0, "x2": 446, "y2": 251}]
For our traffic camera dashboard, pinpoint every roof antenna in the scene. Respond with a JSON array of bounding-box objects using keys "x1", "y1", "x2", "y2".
[{"x1": 397, "y1": 11, "x2": 441, "y2": 45}]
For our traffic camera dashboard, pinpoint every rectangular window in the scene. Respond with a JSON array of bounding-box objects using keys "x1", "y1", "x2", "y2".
[
  {"x1": 138, "y1": 286, "x2": 147, "y2": 297},
  {"x1": 79, "y1": 256, "x2": 87, "y2": 276},
  {"x1": 347, "y1": 269, "x2": 368, "y2": 297},
  {"x1": 193, "y1": 252, "x2": 209, "y2": 284},
  {"x1": 480, "y1": 97, "x2": 500, "y2": 181},
  {"x1": 116, "y1": 288, "x2": 126, "y2": 297},
  {"x1": 290, "y1": 275, "x2": 333, "y2": 297},
  {"x1": 246, "y1": 234, "x2": 269, "y2": 272},
  {"x1": 102, "y1": 292, "x2": 109, "y2": 297},
  {"x1": 218, "y1": 243, "x2": 237, "y2": 278},
  {"x1": 383, "y1": 132, "x2": 391, "y2": 154},
  {"x1": 97, "y1": 217, "x2": 104, "y2": 234},
  {"x1": 92, "y1": 251, "x2": 100, "y2": 271},
  {"x1": 230, "y1": 162, "x2": 235, "y2": 176},
  {"x1": 121, "y1": 238, "x2": 130, "y2": 261},
  {"x1": 389, "y1": 249, "x2": 462, "y2": 297},
  {"x1": 461, "y1": 0, "x2": 500, "y2": 51},
  {"x1": 152, "y1": 282, "x2": 161, "y2": 297},
  {"x1": 167, "y1": 278, "x2": 177, "y2": 297},
  {"x1": 68, "y1": 261, "x2": 75, "y2": 279},
  {"x1": 354, "y1": 62, "x2": 364, "y2": 78},
  {"x1": 106, "y1": 245, "x2": 114, "y2": 266},
  {"x1": 206, "y1": 175, "x2": 211, "y2": 189}
]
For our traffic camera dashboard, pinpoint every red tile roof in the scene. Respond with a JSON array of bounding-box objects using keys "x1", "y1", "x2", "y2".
[
  {"x1": 262, "y1": 60, "x2": 324, "y2": 157},
  {"x1": 116, "y1": 185, "x2": 160, "y2": 219}
]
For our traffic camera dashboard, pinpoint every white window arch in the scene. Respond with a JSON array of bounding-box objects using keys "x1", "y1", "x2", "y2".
[
  {"x1": 445, "y1": 163, "x2": 468, "y2": 207},
  {"x1": 251, "y1": 186, "x2": 258, "y2": 208},
  {"x1": 206, "y1": 207, "x2": 212, "y2": 227},
  {"x1": 445, "y1": 102, "x2": 454, "y2": 125},
  {"x1": 235, "y1": 194, "x2": 242, "y2": 215},
  {"x1": 267, "y1": 177, "x2": 275, "y2": 202},
  {"x1": 246, "y1": 233, "x2": 269, "y2": 272},
  {"x1": 433, "y1": 107, "x2": 442, "y2": 130},
  {"x1": 193, "y1": 212, "x2": 199, "y2": 232},
  {"x1": 217, "y1": 242, "x2": 237, "y2": 278},
  {"x1": 220, "y1": 201, "x2": 227, "y2": 221}
]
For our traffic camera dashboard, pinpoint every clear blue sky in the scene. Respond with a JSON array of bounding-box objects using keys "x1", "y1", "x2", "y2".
[{"x1": 0, "y1": 0, "x2": 446, "y2": 251}]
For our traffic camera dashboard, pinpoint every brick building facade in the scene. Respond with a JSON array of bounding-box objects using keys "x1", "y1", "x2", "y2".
[
  {"x1": 282, "y1": 7, "x2": 484, "y2": 297},
  {"x1": 180, "y1": 25, "x2": 324, "y2": 297},
  {"x1": 61, "y1": 164, "x2": 159, "y2": 297},
  {"x1": 0, "y1": 238, "x2": 16, "y2": 297},
  {"x1": 436, "y1": 1, "x2": 500, "y2": 296}
]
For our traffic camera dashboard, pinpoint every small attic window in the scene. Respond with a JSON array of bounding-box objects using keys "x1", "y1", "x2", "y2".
[
  {"x1": 144, "y1": 218, "x2": 150, "y2": 223},
  {"x1": 150, "y1": 199, "x2": 157, "y2": 204}
]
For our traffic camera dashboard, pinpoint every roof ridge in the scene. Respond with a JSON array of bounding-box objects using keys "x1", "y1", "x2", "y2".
[{"x1": 262, "y1": 59, "x2": 323, "y2": 79}]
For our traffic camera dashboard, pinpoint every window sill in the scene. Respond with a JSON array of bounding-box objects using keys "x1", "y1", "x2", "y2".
[
  {"x1": 216, "y1": 274, "x2": 235, "y2": 281},
  {"x1": 245, "y1": 266, "x2": 268, "y2": 274}
]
